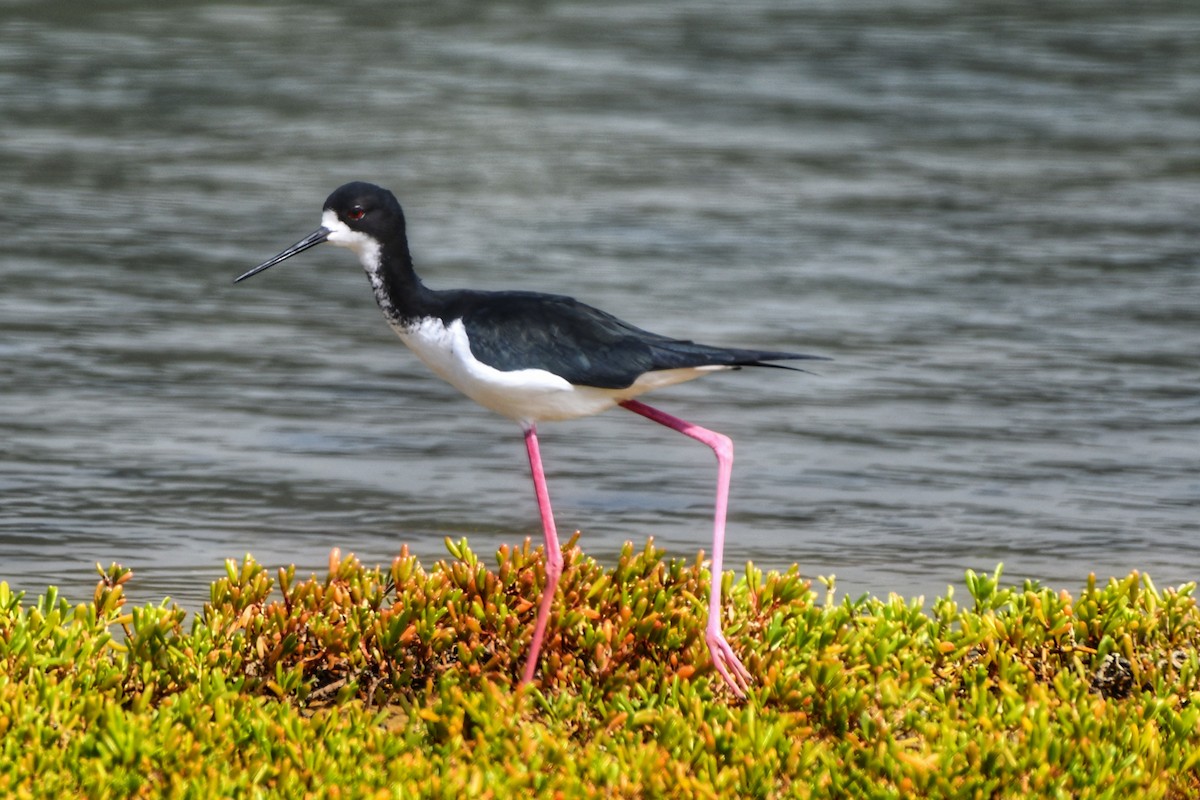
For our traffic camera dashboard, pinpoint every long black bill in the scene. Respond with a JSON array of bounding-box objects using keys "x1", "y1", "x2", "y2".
[{"x1": 234, "y1": 227, "x2": 331, "y2": 283}]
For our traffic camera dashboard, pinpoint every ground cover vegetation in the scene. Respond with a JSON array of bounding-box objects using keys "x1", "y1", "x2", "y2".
[{"x1": 1, "y1": 536, "x2": 1198, "y2": 798}]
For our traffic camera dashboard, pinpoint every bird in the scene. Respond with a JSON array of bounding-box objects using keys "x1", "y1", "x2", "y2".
[{"x1": 234, "y1": 181, "x2": 823, "y2": 697}]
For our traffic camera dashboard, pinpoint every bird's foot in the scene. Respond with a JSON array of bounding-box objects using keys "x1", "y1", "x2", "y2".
[{"x1": 705, "y1": 624, "x2": 751, "y2": 698}]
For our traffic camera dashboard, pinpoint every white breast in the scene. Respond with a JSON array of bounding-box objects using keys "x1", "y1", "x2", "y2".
[{"x1": 390, "y1": 317, "x2": 720, "y2": 424}]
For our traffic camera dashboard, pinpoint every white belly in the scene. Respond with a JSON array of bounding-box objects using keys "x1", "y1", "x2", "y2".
[{"x1": 391, "y1": 317, "x2": 721, "y2": 424}]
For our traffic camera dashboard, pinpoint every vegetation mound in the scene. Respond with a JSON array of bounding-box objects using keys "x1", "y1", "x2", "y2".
[{"x1": 1, "y1": 537, "x2": 1198, "y2": 798}]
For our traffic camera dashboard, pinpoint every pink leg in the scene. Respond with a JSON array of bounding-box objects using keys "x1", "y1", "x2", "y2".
[
  {"x1": 521, "y1": 423, "x2": 563, "y2": 685},
  {"x1": 619, "y1": 399, "x2": 751, "y2": 697}
]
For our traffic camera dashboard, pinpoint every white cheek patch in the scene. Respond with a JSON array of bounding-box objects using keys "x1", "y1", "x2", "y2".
[{"x1": 321, "y1": 209, "x2": 381, "y2": 274}]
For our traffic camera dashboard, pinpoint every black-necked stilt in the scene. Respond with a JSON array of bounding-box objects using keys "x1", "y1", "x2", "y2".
[{"x1": 235, "y1": 181, "x2": 823, "y2": 697}]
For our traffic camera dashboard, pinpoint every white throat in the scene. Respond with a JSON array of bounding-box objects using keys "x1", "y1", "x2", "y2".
[
  {"x1": 320, "y1": 209, "x2": 400, "y2": 321},
  {"x1": 322, "y1": 209, "x2": 382, "y2": 275}
]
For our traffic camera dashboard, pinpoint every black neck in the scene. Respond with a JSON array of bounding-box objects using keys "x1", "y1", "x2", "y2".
[{"x1": 366, "y1": 235, "x2": 445, "y2": 327}]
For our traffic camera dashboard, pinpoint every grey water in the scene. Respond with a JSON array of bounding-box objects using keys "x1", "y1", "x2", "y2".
[{"x1": 1, "y1": 1, "x2": 1197, "y2": 610}]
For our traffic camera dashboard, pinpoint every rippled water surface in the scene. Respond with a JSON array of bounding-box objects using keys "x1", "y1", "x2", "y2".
[{"x1": 2, "y1": 1, "x2": 1198, "y2": 608}]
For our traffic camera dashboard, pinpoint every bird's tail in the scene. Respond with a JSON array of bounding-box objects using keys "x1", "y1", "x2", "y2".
[{"x1": 647, "y1": 340, "x2": 829, "y2": 373}]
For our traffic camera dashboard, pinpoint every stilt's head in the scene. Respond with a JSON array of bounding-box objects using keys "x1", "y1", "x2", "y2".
[{"x1": 234, "y1": 181, "x2": 407, "y2": 283}]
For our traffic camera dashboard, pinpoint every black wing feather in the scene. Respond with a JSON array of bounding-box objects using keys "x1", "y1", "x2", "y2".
[{"x1": 449, "y1": 290, "x2": 822, "y2": 390}]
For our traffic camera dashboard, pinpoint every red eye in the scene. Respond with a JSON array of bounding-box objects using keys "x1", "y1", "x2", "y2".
[{"x1": 347, "y1": 207, "x2": 366, "y2": 221}]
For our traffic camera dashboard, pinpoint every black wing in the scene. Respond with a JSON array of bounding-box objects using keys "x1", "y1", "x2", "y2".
[{"x1": 447, "y1": 290, "x2": 822, "y2": 389}]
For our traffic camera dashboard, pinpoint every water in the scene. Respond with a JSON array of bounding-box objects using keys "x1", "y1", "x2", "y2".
[{"x1": 2, "y1": 1, "x2": 1197, "y2": 609}]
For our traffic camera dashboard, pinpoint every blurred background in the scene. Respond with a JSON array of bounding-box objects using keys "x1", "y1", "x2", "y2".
[{"x1": 1, "y1": 0, "x2": 1197, "y2": 608}]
